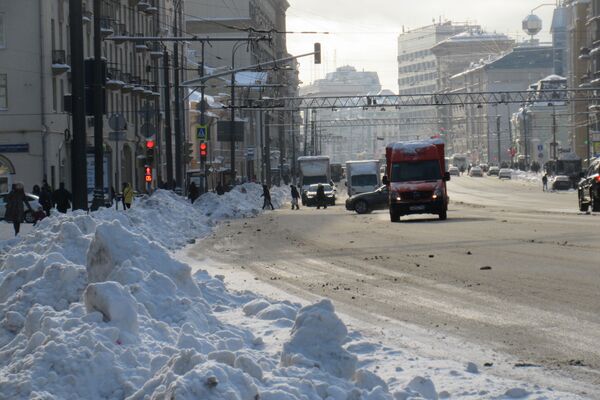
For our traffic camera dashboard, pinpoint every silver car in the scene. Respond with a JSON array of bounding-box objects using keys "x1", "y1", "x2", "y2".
[
  {"x1": 0, "y1": 192, "x2": 41, "y2": 223},
  {"x1": 498, "y1": 168, "x2": 512, "y2": 180}
]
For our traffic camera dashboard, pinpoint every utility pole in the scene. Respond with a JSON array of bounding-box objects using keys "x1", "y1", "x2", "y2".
[
  {"x1": 173, "y1": 5, "x2": 183, "y2": 191},
  {"x1": 496, "y1": 115, "x2": 501, "y2": 166},
  {"x1": 279, "y1": 112, "x2": 284, "y2": 185},
  {"x1": 199, "y1": 41, "x2": 208, "y2": 193},
  {"x1": 163, "y1": 48, "x2": 173, "y2": 186},
  {"x1": 507, "y1": 104, "x2": 513, "y2": 167},
  {"x1": 524, "y1": 110, "x2": 530, "y2": 170},
  {"x1": 303, "y1": 109, "x2": 309, "y2": 156},
  {"x1": 68, "y1": 0, "x2": 87, "y2": 210},
  {"x1": 265, "y1": 112, "x2": 272, "y2": 186},
  {"x1": 586, "y1": 112, "x2": 591, "y2": 167},
  {"x1": 230, "y1": 65, "x2": 236, "y2": 185},
  {"x1": 91, "y1": 0, "x2": 105, "y2": 211},
  {"x1": 552, "y1": 105, "x2": 558, "y2": 164},
  {"x1": 290, "y1": 110, "x2": 297, "y2": 184}
]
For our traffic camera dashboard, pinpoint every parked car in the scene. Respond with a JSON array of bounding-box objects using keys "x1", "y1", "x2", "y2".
[
  {"x1": 498, "y1": 168, "x2": 512, "y2": 180},
  {"x1": 448, "y1": 166, "x2": 460, "y2": 176},
  {"x1": 304, "y1": 183, "x2": 336, "y2": 206},
  {"x1": 345, "y1": 185, "x2": 389, "y2": 214},
  {"x1": 578, "y1": 159, "x2": 600, "y2": 212},
  {"x1": 551, "y1": 175, "x2": 572, "y2": 191},
  {"x1": 488, "y1": 166, "x2": 500, "y2": 176},
  {"x1": 0, "y1": 192, "x2": 41, "y2": 223},
  {"x1": 469, "y1": 166, "x2": 483, "y2": 177}
]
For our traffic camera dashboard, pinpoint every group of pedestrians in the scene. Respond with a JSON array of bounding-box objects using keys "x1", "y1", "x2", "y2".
[{"x1": 262, "y1": 183, "x2": 331, "y2": 211}]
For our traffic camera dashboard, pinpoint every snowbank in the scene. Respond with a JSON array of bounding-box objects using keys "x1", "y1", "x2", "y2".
[{"x1": 0, "y1": 184, "x2": 399, "y2": 399}]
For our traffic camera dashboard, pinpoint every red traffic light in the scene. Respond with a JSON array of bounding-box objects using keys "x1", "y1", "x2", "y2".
[
  {"x1": 144, "y1": 166, "x2": 152, "y2": 182},
  {"x1": 200, "y1": 142, "x2": 208, "y2": 156},
  {"x1": 146, "y1": 140, "x2": 155, "y2": 149}
]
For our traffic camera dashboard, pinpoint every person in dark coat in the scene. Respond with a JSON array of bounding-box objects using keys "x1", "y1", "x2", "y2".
[
  {"x1": 38, "y1": 184, "x2": 53, "y2": 216},
  {"x1": 5, "y1": 183, "x2": 32, "y2": 236},
  {"x1": 215, "y1": 182, "x2": 225, "y2": 195},
  {"x1": 188, "y1": 182, "x2": 199, "y2": 204},
  {"x1": 316, "y1": 184, "x2": 327, "y2": 210},
  {"x1": 53, "y1": 182, "x2": 72, "y2": 213},
  {"x1": 290, "y1": 184, "x2": 300, "y2": 210},
  {"x1": 261, "y1": 184, "x2": 274, "y2": 210},
  {"x1": 32, "y1": 184, "x2": 41, "y2": 196}
]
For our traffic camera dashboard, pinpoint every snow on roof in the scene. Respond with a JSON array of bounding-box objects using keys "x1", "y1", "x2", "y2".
[
  {"x1": 447, "y1": 30, "x2": 511, "y2": 42},
  {"x1": 388, "y1": 139, "x2": 443, "y2": 154}
]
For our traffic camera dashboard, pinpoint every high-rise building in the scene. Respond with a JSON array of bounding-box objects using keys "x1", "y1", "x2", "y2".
[{"x1": 395, "y1": 22, "x2": 474, "y2": 139}]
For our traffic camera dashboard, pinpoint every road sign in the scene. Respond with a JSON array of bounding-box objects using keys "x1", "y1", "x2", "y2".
[
  {"x1": 245, "y1": 147, "x2": 255, "y2": 159},
  {"x1": 108, "y1": 113, "x2": 127, "y2": 131},
  {"x1": 196, "y1": 125, "x2": 208, "y2": 139},
  {"x1": 537, "y1": 144, "x2": 544, "y2": 151},
  {"x1": 538, "y1": 152, "x2": 544, "y2": 159},
  {"x1": 108, "y1": 131, "x2": 126, "y2": 141}
]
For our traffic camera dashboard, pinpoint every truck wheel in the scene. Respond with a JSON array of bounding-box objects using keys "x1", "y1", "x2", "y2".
[
  {"x1": 438, "y1": 209, "x2": 447, "y2": 220},
  {"x1": 390, "y1": 208, "x2": 400, "y2": 222},
  {"x1": 355, "y1": 200, "x2": 369, "y2": 214},
  {"x1": 579, "y1": 191, "x2": 589, "y2": 212}
]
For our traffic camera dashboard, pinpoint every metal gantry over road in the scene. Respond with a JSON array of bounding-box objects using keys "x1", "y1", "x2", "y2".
[{"x1": 238, "y1": 89, "x2": 600, "y2": 110}]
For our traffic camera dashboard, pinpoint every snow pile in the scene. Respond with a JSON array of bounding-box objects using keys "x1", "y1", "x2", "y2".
[
  {"x1": 0, "y1": 186, "x2": 398, "y2": 399},
  {"x1": 194, "y1": 183, "x2": 289, "y2": 220},
  {"x1": 511, "y1": 170, "x2": 542, "y2": 185},
  {"x1": 282, "y1": 299, "x2": 358, "y2": 379}
]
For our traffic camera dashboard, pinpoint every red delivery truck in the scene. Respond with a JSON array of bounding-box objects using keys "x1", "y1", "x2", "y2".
[{"x1": 385, "y1": 139, "x2": 450, "y2": 222}]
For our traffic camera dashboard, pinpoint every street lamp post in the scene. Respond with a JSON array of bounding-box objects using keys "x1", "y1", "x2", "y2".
[{"x1": 230, "y1": 42, "x2": 250, "y2": 185}]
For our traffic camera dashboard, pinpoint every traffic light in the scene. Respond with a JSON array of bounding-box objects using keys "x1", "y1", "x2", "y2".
[
  {"x1": 144, "y1": 166, "x2": 152, "y2": 183},
  {"x1": 314, "y1": 43, "x2": 321, "y2": 64},
  {"x1": 199, "y1": 141, "x2": 208, "y2": 163},
  {"x1": 184, "y1": 142, "x2": 193, "y2": 164},
  {"x1": 145, "y1": 139, "x2": 155, "y2": 165}
]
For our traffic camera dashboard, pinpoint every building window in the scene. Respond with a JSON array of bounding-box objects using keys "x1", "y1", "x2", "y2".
[
  {"x1": 0, "y1": 74, "x2": 7, "y2": 109},
  {"x1": 0, "y1": 13, "x2": 5, "y2": 48}
]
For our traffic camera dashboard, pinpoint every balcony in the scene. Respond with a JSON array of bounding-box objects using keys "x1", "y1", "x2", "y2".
[
  {"x1": 106, "y1": 69, "x2": 125, "y2": 90},
  {"x1": 121, "y1": 72, "x2": 133, "y2": 93},
  {"x1": 137, "y1": 0, "x2": 150, "y2": 12},
  {"x1": 100, "y1": 17, "x2": 114, "y2": 38},
  {"x1": 52, "y1": 50, "x2": 70, "y2": 75},
  {"x1": 112, "y1": 23, "x2": 128, "y2": 45},
  {"x1": 135, "y1": 34, "x2": 148, "y2": 53},
  {"x1": 82, "y1": 10, "x2": 93, "y2": 24},
  {"x1": 145, "y1": 0, "x2": 158, "y2": 15},
  {"x1": 579, "y1": 47, "x2": 591, "y2": 60},
  {"x1": 148, "y1": 43, "x2": 163, "y2": 59}
]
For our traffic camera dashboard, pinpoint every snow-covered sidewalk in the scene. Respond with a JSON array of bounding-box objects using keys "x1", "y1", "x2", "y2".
[{"x1": 0, "y1": 184, "x2": 587, "y2": 399}]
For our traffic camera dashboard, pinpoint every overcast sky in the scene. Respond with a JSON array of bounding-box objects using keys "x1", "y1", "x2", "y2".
[{"x1": 286, "y1": 0, "x2": 557, "y2": 92}]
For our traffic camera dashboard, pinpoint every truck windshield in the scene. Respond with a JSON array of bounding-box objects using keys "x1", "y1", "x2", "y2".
[
  {"x1": 351, "y1": 175, "x2": 378, "y2": 187},
  {"x1": 303, "y1": 175, "x2": 328, "y2": 185},
  {"x1": 391, "y1": 161, "x2": 441, "y2": 182}
]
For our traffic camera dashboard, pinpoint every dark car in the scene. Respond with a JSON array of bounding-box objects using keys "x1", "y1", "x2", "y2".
[
  {"x1": 578, "y1": 159, "x2": 600, "y2": 212},
  {"x1": 345, "y1": 185, "x2": 389, "y2": 214}
]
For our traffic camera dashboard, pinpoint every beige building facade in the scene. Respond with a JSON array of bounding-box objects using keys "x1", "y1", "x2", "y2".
[{"x1": 0, "y1": 0, "x2": 180, "y2": 194}]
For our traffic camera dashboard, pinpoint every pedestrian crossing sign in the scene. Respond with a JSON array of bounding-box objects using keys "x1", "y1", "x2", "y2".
[{"x1": 196, "y1": 125, "x2": 208, "y2": 139}]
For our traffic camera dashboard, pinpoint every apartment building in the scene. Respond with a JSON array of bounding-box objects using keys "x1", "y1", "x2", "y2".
[
  {"x1": 449, "y1": 44, "x2": 554, "y2": 164},
  {"x1": 395, "y1": 22, "x2": 473, "y2": 140},
  {"x1": 185, "y1": 0, "x2": 298, "y2": 183},
  {"x1": 0, "y1": 0, "x2": 180, "y2": 194}
]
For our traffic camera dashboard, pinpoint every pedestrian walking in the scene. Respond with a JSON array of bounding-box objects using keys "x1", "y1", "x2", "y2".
[
  {"x1": 32, "y1": 207, "x2": 46, "y2": 226},
  {"x1": 32, "y1": 184, "x2": 41, "y2": 196},
  {"x1": 38, "y1": 184, "x2": 53, "y2": 216},
  {"x1": 316, "y1": 184, "x2": 327, "y2": 210},
  {"x1": 5, "y1": 183, "x2": 32, "y2": 236},
  {"x1": 542, "y1": 174, "x2": 548, "y2": 192},
  {"x1": 122, "y1": 182, "x2": 134, "y2": 209},
  {"x1": 290, "y1": 184, "x2": 300, "y2": 210},
  {"x1": 53, "y1": 182, "x2": 72, "y2": 214},
  {"x1": 261, "y1": 184, "x2": 274, "y2": 210},
  {"x1": 188, "y1": 182, "x2": 199, "y2": 204},
  {"x1": 215, "y1": 182, "x2": 225, "y2": 195}
]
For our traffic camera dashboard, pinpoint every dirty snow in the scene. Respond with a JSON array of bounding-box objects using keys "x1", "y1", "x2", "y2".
[{"x1": 0, "y1": 183, "x2": 588, "y2": 399}]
